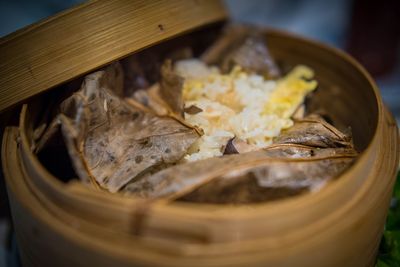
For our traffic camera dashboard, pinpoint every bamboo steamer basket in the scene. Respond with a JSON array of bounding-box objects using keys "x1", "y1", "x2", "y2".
[{"x1": 1, "y1": 1, "x2": 399, "y2": 267}]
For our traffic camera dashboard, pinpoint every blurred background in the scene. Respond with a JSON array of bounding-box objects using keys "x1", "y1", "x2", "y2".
[{"x1": 0, "y1": 0, "x2": 399, "y2": 266}]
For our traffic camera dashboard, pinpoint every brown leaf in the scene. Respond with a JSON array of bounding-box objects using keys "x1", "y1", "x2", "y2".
[
  {"x1": 183, "y1": 105, "x2": 203, "y2": 115},
  {"x1": 37, "y1": 63, "x2": 199, "y2": 192},
  {"x1": 128, "y1": 63, "x2": 204, "y2": 136},
  {"x1": 159, "y1": 60, "x2": 184, "y2": 115},
  {"x1": 201, "y1": 25, "x2": 281, "y2": 79},
  {"x1": 178, "y1": 174, "x2": 307, "y2": 204},
  {"x1": 223, "y1": 137, "x2": 258, "y2": 155},
  {"x1": 274, "y1": 114, "x2": 354, "y2": 148},
  {"x1": 223, "y1": 138, "x2": 239, "y2": 155},
  {"x1": 124, "y1": 145, "x2": 357, "y2": 200},
  {"x1": 263, "y1": 143, "x2": 357, "y2": 158},
  {"x1": 178, "y1": 153, "x2": 353, "y2": 204}
]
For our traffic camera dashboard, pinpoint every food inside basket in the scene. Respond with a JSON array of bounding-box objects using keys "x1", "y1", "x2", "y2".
[{"x1": 34, "y1": 25, "x2": 358, "y2": 204}]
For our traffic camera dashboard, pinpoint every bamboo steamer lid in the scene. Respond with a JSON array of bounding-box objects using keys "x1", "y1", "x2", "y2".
[
  {"x1": 0, "y1": 0, "x2": 227, "y2": 113},
  {"x1": 1, "y1": 1, "x2": 399, "y2": 267}
]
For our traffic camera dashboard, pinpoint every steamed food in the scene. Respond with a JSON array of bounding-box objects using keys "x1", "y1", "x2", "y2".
[
  {"x1": 178, "y1": 60, "x2": 317, "y2": 161},
  {"x1": 35, "y1": 25, "x2": 358, "y2": 204}
]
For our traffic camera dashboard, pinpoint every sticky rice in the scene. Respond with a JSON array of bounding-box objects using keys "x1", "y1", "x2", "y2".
[{"x1": 175, "y1": 59, "x2": 317, "y2": 162}]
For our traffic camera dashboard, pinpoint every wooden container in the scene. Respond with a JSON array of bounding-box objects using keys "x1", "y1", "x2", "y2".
[{"x1": 1, "y1": 1, "x2": 399, "y2": 267}]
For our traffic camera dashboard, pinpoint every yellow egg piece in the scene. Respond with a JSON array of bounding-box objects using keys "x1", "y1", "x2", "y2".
[{"x1": 263, "y1": 65, "x2": 317, "y2": 118}]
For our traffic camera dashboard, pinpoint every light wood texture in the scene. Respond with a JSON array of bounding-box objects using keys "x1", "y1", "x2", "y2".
[
  {"x1": 2, "y1": 25, "x2": 399, "y2": 267},
  {"x1": 0, "y1": 0, "x2": 227, "y2": 113}
]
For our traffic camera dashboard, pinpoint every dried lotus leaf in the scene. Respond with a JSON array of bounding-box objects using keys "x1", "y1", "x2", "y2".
[
  {"x1": 201, "y1": 25, "x2": 280, "y2": 79},
  {"x1": 159, "y1": 60, "x2": 185, "y2": 115},
  {"x1": 121, "y1": 45, "x2": 192, "y2": 98},
  {"x1": 124, "y1": 145, "x2": 357, "y2": 200},
  {"x1": 223, "y1": 137, "x2": 258, "y2": 155},
  {"x1": 124, "y1": 150, "x2": 271, "y2": 199},
  {"x1": 292, "y1": 104, "x2": 306, "y2": 120},
  {"x1": 128, "y1": 61, "x2": 204, "y2": 135},
  {"x1": 274, "y1": 114, "x2": 354, "y2": 148},
  {"x1": 224, "y1": 33, "x2": 280, "y2": 78},
  {"x1": 128, "y1": 60, "x2": 182, "y2": 116},
  {"x1": 183, "y1": 105, "x2": 203, "y2": 115},
  {"x1": 178, "y1": 174, "x2": 307, "y2": 204},
  {"x1": 264, "y1": 143, "x2": 358, "y2": 158},
  {"x1": 37, "y1": 63, "x2": 199, "y2": 192},
  {"x1": 250, "y1": 157, "x2": 354, "y2": 190},
  {"x1": 130, "y1": 86, "x2": 169, "y2": 116},
  {"x1": 201, "y1": 25, "x2": 249, "y2": 64},
  {"x1": 121, "y1": 54, "x2": 151, "y2": 96},
  {"x1": 178, "y1": 155, "x2": 353, "y2": 204},
  {"x1": 165, "y1": 47, "x2": 193, "y2": 62},
  {"x1": 223, "y1": 138, "x2": 239, "y2": 155}
]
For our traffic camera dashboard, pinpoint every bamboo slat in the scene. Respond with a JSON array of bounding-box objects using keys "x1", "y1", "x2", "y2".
[{"x1": 0, "y1": 0, "x2": 227, "y2": 112}]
